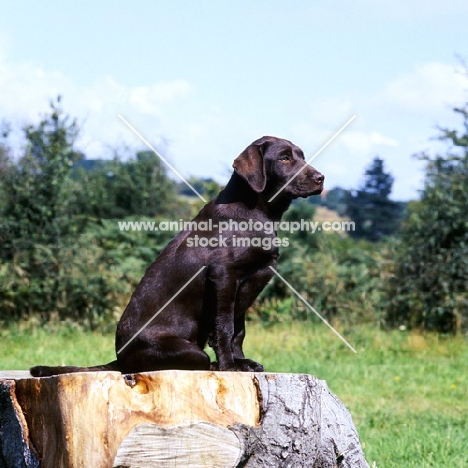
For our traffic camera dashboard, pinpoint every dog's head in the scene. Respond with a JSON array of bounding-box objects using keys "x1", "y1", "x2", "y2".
[{"x1": 233, "y1": 136, "x2": 324, "y2": 199}]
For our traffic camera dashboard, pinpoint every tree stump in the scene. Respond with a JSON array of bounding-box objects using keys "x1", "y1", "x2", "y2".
[{"x1": 0, "y1": 370, "x2": 369, "y2": 468}]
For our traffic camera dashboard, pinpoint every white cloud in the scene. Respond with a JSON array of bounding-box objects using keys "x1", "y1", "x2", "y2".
[
  {"x1": 376, "y1": 62, "x2": 467, "y2": 116},
  {"x1": 289, "y1": 121, "x2": 393, "y2": 195},
  {"x1": 340, "y1": 131, "x2": 398, "y2": 154},
  {"x1": 163, "y1": 109, "x2": 255, "y2": 182},
  {"x1": 289, "y1": 116, "x2": 399, "y2": 188},
  {"x1": 1, "y1": 49, "x2": 467, "y2": 201},
  {"x1": 130, "y1": 81, "x2": 192, "y2": 111},
  {"x1": 288, "y1": 61, "x2": 468, "y2": 199},
  {"x1": 0, "y1": 50, "x2": 254, "y2": 183},
  {"x1": 0, "y1": 54, "x2": 193, "y2": 161}
]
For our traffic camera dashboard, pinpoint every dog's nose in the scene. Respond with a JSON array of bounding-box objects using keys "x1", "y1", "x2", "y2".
[{"x1": 313, "y1": 172, "x2": 325, "y2": 184}]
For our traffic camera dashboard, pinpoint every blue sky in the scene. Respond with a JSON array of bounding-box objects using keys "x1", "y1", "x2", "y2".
[{"x1": 1, "y1": 1, "x2": 468, "y2": 200}]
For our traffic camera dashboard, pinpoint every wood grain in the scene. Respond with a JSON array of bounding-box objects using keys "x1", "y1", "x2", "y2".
[{"x1": 0, "y1": 371, "x2": 369, "y2": 468}]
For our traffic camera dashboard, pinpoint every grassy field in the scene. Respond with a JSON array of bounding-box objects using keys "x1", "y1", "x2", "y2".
[{"x1": 1, "y1": 321, "x2": 467, "y2": 467}]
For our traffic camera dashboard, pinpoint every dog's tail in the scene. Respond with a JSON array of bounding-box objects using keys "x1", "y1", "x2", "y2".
[{"x1": 29, "y1": 360, "x2": 120, "y2": 377}]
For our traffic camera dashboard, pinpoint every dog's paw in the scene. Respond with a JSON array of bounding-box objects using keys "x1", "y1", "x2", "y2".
[
  {"x1": 249, "y1": 361, "x2": 264, "y2": 372},
  {"x1": 234, "y1": 358, "x2": 264, "y2": 372},
  {"x1": 215, "y1": 359, "x2": 264, "y2": 372},
  {"x1": 216, "y1": 361, "x2": 247, "y2": 372}
]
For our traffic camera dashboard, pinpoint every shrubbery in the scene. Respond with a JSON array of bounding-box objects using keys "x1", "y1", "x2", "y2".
[
  {"x1": 1, "y1": 98, "x2": 467, "y2": 333},
  {"x1": 0, "y1": 101, "x2": 176, "y2": 327},
  {"x1": 386, "y1": 105, "x2": 468, "y2": 333},
  {"x1": 253, "y1": 202, "x2": 392, "y2": 327}
]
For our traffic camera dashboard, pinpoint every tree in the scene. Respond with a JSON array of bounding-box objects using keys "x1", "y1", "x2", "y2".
[
  {"x1": 1, "y1": 98, "x2": 82, "y2": 259},
  {"x1": 0, "y1": 99, "x2": 123, "y2": 325},
  {"x1": 0, "y1": 122, "x2": 13, "y2": 214},
  {"x1": 387, "y1": 104, "x2": 468, "y2": 333},
  {"x1": 73, "y1": 150, "x2": 179, "y2": 219},
  {"x1": 345, "y1": 157, "x2": 402, "y2": 241},
  {"x1": 321, "y1": 186, "x2": 350, "y2": 216},
  {"x1": 177, "y1": 177, "x2": 221, "y2": 200}
]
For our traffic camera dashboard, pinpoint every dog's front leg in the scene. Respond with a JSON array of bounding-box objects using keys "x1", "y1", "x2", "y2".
[
  {"x1": 207, "y1": 266, "x2": 245, "y2": 371},
  {"x1": 230, "y1": 266, "x2": 273, "y2": 372}
]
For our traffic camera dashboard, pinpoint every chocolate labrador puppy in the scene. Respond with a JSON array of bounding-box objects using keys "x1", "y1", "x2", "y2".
[{"x1": 30, "y1": 136, "x2": 324, "y2": 376}]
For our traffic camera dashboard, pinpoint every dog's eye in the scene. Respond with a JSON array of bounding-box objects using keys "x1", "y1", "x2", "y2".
[{"x1": 279, "y1": 155, "x2": 291, "y2": 162}]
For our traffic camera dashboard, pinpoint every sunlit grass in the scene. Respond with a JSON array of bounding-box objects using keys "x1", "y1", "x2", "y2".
[
  {"x1": 1, "y1": 321, "x2": 466, "y2": 467},
  {"x1": 243, "y1": 322, "x2": 468, "y2": 467},
  {"x1": 0, "y1": 322, "x2": 115, "y2": 370}
]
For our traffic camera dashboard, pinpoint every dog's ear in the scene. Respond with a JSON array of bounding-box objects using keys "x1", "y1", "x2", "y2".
[{"x1": 232, "y1": 143, "x2": 267, "y2": 193}]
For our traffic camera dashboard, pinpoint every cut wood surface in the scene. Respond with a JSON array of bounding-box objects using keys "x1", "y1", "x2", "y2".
[{"x1": 0, "y1": 370, "x2": 369, "y2": 468}]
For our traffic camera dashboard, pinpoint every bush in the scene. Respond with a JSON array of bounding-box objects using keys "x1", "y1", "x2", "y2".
[
  {"x1": 253, "y1": 230, "x2": 391, "y2": 327},
  {"x1": 0, "y1": 101, "x2": 186, "y2": 328},
  {"x1": 0, "y1": 239, "x2": 127, "y2": 329},
  {"x1": 0, "y1": 216, "x2": 175, "y2": 328},
  {"x1": 386, "y1": 105, "x2": 468, "y2": 333}
]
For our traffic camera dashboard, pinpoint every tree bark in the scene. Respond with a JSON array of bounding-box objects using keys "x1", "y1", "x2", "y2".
[{"x1": 0, "y1": 370, "x2": 369, "y2": 468}]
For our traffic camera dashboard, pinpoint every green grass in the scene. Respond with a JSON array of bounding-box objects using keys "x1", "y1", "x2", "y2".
[
  {"x1": 1, "y1": 321, "x2": 467, "y2": 467},
  {"x1": 244, "y1": 323, "x2": 468, "y2": 467},
  {"x1": 0, "y1": 323, "x2": 116, "y2": 370}
]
